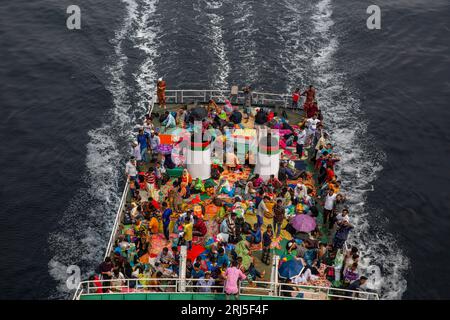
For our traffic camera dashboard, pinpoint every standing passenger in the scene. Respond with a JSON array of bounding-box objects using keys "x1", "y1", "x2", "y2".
[{"x1": 157, "y1": 78, "x2": 167, "y2": 109}]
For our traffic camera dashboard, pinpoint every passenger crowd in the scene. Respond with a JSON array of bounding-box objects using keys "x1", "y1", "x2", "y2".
[{"x1": 90, "y1": 82, "x2": 371, "y2": 299}]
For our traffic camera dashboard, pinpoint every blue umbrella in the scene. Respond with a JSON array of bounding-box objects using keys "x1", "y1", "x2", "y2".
[{"x1": 278, "y1": 259, "x2": 304, "y2": 279}]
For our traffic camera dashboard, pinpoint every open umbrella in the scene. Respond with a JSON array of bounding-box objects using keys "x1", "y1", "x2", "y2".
[
  {"x1": 278, "y1": 259, "x2": 304, "y2": 279},
  {"x1": 190, "y1": 106, "x2": 208, "y2": 121},
  {"x1": 291, "y1": 214, "x2": 316, "y2": 233}
]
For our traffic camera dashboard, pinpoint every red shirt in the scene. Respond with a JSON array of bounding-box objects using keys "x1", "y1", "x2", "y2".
[
  {"x1": 292, "y1": 92, "x2": 300, "y2": 102},
  {"x1": 151, "y1": 199, "x2": 160, "y2": 210},
  {"x1": 194, "y1": 219, "x2": 207, "y2": 237},
  {"x1": 326, "y1": 168, "x2": 335, "y2": 182}
]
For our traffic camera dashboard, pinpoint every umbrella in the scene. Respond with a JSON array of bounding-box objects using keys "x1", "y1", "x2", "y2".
[
  {"x1": 291, "y1": 214, "x2": 316, "y2": 233},
  {"x1": 187, "y1": 244, "x2": 206, "y2": 262},
  {"x1": 278, "y1": 259, "x2": 304, "y2": 279},
  {"x1": 190, "y1": 106, "x2": 208, "y2": 121}
]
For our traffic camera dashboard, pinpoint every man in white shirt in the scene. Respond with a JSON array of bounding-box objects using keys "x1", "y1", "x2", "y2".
[
  {"x1": 162, "y1": 111, "x2": 176, "y2": 131},
  {"x1": 156, "y1": 247, "x2": 174, "y2": 266},
  {"x1": 125, "y1": 156, "x2": 139, "y2": 189},
  {"x1": 143, "y1": 117, "x2": 154, "y2": 135},
  {"x1": 306, "y1": 114, "x2": 321, "y2": 146},
  {"x1": 296, "y1": 127, "x2": 307, "y2": 157},
  {"x1": 131, "y1": 141, "x2": 142, "y2": 162},
  {"x1": 257, "y1": 196, "x2": 270, "y2": 227},
  {"x1": 323, "y1": 189, "x2": 337, "y2": 226},
  {"x1": 336, "y1": 208, "x2": 350, "y2": 223},
  {"x1": 150, "y1": 131, "x2": 160, "y2": 159}
]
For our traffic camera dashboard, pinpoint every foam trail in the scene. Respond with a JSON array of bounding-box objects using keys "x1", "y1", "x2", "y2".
[
  {"x1": 47, "y1": 0, "x2": 139, "y2": 299},
  {"x1": 134, "y1": 0, "x2": 160, "y2": 118},
  {"x1": 310, "y1": 0, "x2": 409, "y2": 299},
  {"x1": 276, "y1": 0, "x2": 314, "y2": 93},
  {"x1": 203, "y1": 0, "x2": 230, "y2": 89},
  {"x1": 227, "y1": 0, "x2": 259, "y2": 85}
]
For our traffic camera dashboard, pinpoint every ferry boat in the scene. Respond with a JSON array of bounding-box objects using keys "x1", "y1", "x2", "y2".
[{"x1": 73, "y1": 87, "x2": 380, "y2": 301}]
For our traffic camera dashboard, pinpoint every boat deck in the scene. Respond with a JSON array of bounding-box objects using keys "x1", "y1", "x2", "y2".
[{"x1": 73, "y1": 91, "x2": 379, "y2": 300}]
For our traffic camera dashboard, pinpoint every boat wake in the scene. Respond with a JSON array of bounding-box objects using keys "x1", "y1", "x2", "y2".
[
  {"x1": 308, "y1": 0, "x2": 409, "y2": 299},
  {"x1": 225, "y1": 0, "x2": 259, "y2": 86},
  {"x1": 202, "y1": 0, "x2": 230, "y2": 89},
  {"x1": 48, "y1": 0, "x2": 160, "y2": 299},
  {"x1": 47, "y1": 0, "x2": 409, "y2": 300}
]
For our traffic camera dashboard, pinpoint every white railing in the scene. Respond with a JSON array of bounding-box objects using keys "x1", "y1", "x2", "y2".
[
  {"x1": 73, "y1": 277, "x2": 379, "y2": 300},
  {"x1": 155, "y1": 89, "x2": 293, "y2": 108},
  {"x1": 104, "y1": 178, "x2": 130, "y2": 260}
]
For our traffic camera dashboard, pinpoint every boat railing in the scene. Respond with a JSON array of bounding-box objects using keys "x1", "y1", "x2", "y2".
[
  {"x1": 104, "y1": 178, "x2": 130, "y2": 260},
  {"x1": 155, "y1": 89, "x2": 292, "y2": 108},
  {"x1": 73, "y1": 277, "x2": 379, "y2": 300}
]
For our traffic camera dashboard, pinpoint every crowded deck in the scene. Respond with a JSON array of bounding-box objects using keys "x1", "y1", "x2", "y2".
[{"x1": 74, "y1": 84, "x2": 379, "y2": 300}]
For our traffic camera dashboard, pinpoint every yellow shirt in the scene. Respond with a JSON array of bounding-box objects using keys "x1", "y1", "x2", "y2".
[{"x1": 184, "y1": 222, "x2": 193, "y2": 241}]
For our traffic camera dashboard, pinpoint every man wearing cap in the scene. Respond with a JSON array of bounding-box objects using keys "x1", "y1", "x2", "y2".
[{"x1": 131, "y1": 141, "x2": 142, "y2": 163}]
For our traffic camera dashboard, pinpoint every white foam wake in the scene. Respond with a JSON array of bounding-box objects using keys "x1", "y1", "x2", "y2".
[
  {"x1": 134, "y1": 0, "x2": 160, "y2": 119},
  {"x1": 310, "y1": 0, "x2": 409, "y2": 299},
  {"x1": 203, "y1": 0, "x2": 230, "y2": 89},
  {"x1": 47, "y1": 0, "x2": 146, "y2": 299},
  {"x1": 227, "y1": 0, "x2": 259, "y2": 85}
]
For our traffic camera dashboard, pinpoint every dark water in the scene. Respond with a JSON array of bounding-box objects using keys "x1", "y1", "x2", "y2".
[{"x1": 0, "y1": 0, "x2": 448, "y2": 299}]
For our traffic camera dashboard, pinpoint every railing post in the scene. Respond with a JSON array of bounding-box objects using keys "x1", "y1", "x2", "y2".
[
  {"x1": 270, "y1": 255, "x2": 280, "y2": 296},
  {"x1": 179, "y1": 245, "x2": 187, "y2": 293}
]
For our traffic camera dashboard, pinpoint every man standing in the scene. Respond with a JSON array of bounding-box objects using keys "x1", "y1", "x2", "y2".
[
  {"x1": 306, "y1": 114, "x2": 321, "y2": 146},
  {"x1": 273, "y1": 199, "x2": 285, "y2": 238},
  {"x1": 125, "y1": 156, "x2": 139, "y2": 189},
  {"x1": 323, "y1": 189, "x2": 337, "y2": 226},
  {"x1": 302, "y1": 85, "x2": 316, "y2": 106},
  {"x1": 137, "y1": 128, "x2": 150, "y2": 163},
  {"x1": 183, "y1": 216, "x2": 193, "y2": 250},
  {"x1": 131, "y1": 141, "x2": 142, "y2": 163},
  {"x1": 257, "y1": 196, "x2": 270, "y2": 227},
  {"x1": 162, "y1": 202, "x2": 173, "y2": 241},
  {"x1": 150, "y1": 131, "x2": 160, "y2": 160},
  {"x1": 157, "y1": 78, "x2": 167, "y2": 109},
  {"x1": 333, "y1": 220, "x2": 354, "y2": 249},
  {"x1": 296, "y1": 126, "x2": 307, "y2": 158},
  {"x1": 292, "y1": 88, "x2": 300, "y2": 109}
]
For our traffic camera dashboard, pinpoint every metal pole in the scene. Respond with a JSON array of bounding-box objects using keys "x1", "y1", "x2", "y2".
[
  {"x1": 270, "y1": 255, "x2": 280, "y2": 296},
  {"x1": 179, "y1": 245, "x2": 187, "y2": 293}
]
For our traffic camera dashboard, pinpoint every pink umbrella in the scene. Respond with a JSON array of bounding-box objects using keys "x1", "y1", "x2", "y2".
[{"x1": 291, "y1": 214, "x2": 316, "y2": 233}]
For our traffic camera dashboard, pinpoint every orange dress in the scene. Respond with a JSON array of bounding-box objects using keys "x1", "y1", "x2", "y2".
[{"x1": 157, "y1": 80, "x2": 166, "y2": 104}]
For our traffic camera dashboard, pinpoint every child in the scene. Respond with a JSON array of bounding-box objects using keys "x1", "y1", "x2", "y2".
[{"x1": 262, "y1": 224, "x2": 273, "y2": 265}]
